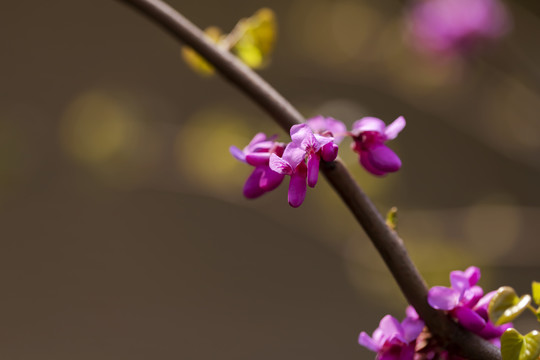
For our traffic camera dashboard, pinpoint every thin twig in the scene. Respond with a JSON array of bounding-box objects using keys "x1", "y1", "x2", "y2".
[{"x1": 115, "y1": 0, "x2": 502, "y2": 358}]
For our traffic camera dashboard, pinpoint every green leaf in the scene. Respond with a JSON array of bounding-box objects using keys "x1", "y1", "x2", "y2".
[
  {"x1": 522, "y1": 331, "x2": 540, "y2": 360},
  {"x1": 231, "y1": 8, "x2": 277, "y2": 69},
  {"x1": 501, "y1": 329, "x2": 524, "y2": 360},
  {"x1": 233, "y1": 41, "x2": 263, "y2": 68},
  {"x1": 386, "y1": 207, "x2": 398, "y2": 231},
  {"x1": 532, "y1": 281, "x2": 540, "y2": 306},
  {"x1": 181, "y1": 27, "x2": 223, "y2": 76},
  {"x1": 501, "y1": 329, "x2": 540, "y2": 360},
  {"x1": 489, "y1": 286, "x2": 532, "y2": 325}
]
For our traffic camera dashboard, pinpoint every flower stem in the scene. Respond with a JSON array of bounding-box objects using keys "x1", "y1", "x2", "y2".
[{"x1": 115, "y1": 0, "x2": 502, "y2": 358}]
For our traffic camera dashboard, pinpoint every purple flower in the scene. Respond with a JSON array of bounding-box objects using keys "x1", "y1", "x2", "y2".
[
  {"x1": 427, "y1": 266, "x2": 511, "y2": 343},
  {"x1": 350, "y1": 116, "x2": 405, "y2": 176},
  {"x1": 359, "y1": 307, "x2": 424, "y2": 360},
  {"x1": 269, "y1": 123, "x2": 338, "y2": 207},
  {"x1": 306, "y1": 115, "x2": 347, "y2": 144},
  {"x1": 230, "y1": 133, "x2": 286, "y2": 199},
  {"x1": 407, "y1": 0, "x2": 510, "y2": 57}
]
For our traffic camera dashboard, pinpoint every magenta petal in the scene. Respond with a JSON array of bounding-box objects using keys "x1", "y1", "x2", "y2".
[
  {"x1": 474, "y1": 290, "x2": 497, "y2": 319},
  {"x1": 307, "y1": 153, "x2": 320, "y2": 188},
  {"x1": 249, "y1": 140, "x2": 274, "y2": 153},
  {"x1": 308, "y1": 116, "x2": 347, "y2": 143},
  {"x1": 321, "y1": 142, "x2": 339, "y2": 162},
  {"x1": 384, "y1": 116, "x2": 406, "y2": 140},
  {"x1": 290, "y1": 124, "x2": 312, "y2": 144},
  {"x1": 230, "y1": 146, "x2": 246, "y2": 162},
  {"x1": 269, "y1": 154, "x2": 293, "y2": 175},
  {"x1": 366, "y1": 144, "x2": 402, "y2": 173},
  {"x1": 461, "y1": 286, "x2": 483, "y2": 308},
  {"x1": 453, "y1": 306, "x2": 486, "y2": 333},
  {"x1": 245, "y1": 152, "x2": 271, "y2": 166},
  {"x1": 288, "y1": 163, "x2": 307, "y2": 208},
  {"x1": 247, "y1": 132, "x2": 268, "y2": 148},
  {"x1": 259, "y1": 166, "x2": 284, "y2": 191},
  {"x1": 358, "y1": 332, "x2": 380, "y2": 352},
  {"x1": 352, "y1": 117, "x2": 386, "y2": 135},
  {"x1": 242, "y1": 167, "x2": 266, "y2": 199},
  {"x1": 464, "y1": 266, "x2": 481, "y2": 286},
  {"x1": 313, "y1": 133, "x2": 333, "y2": 147},
  {"x1": 405, "y1": 306, "x2": 420, "y2": 320},
  {"x1": 379, "y1": 315, "x2": 404, "y2": 342},
  {"x1": 401, "y1": 317, "x2": 424, "y2": 343},
  {"x1": 325, "y1": 117, "x2": 347, "y2": 143},
  {"x1": 306, "y1": 115, "x2": 326, "y2": 131},
  {"x1": 281, "y1": 143, "x2": 307, "y2": 170},
  {"x1": 478, "y1": 322, "x2": 512, "y2": 340},
  {"x1": 360, "y1": 150, "x2": 387, "y2": 176},
  {"x1": 450, "y1": 271, "x2": 470, "y2": 294},
  {"x1": 450, "y1": 266, "x2": 480, "y2": 292},
  {"x1": 428, "y1": 286, "x2": 460, "y2": 310}
]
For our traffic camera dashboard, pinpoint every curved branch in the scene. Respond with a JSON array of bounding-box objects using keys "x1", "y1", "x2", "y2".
[{"x1": 115, "y1": 0, "x2": 501, "y2": 358}]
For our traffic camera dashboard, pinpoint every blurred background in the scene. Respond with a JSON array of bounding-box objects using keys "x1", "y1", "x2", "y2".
[{"x1": 1, "y1": 0, "x2": 540, "y2": 358}]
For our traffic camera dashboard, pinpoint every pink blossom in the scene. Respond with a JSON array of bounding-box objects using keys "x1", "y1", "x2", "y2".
[
  {"x1": 407, "y1": 0, "x2": 510, "y2": 57},
  {"x1": 269, "y1": 123, "x2": 339, "y2": 207},
  {"x1": 230, "y1": 133, "x2": 286, "y2": 199},
  {"x1": 427, "y1": 266, "x2": 511, "y2": 343},
  {"x1": 359, "y1": 308, "x2": 424, "y2": 360},
  {"x1": 350, "y1": 116, "x2": 405, "y2": 176}
]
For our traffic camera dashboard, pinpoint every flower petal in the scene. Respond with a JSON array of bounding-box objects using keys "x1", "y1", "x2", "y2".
[
  {"x1": 358, "y1": 332, "x2": 380, "y2": 352},
  {"x1": 384, "y1": 116, "x2": 406, "y2": 140},
  {"x1": 473, "y1": 290, "x2": 497, "y2": 319},
  {"x1": 464, "y1": 266, "x2": 481, "y2": 286},
  {"x1": 478, "y1": 321, "x2": 512, "y2": 341},
  {"x1": 352, "y1": 117, "x2": 386, "y2": 136},
  {"x1": 379, "y1": 315, "x2": 404, "y2": 342},
  {"x1": 307, "y1": 153, "x2": 320, "y2": 188},
  {"x1": 405, "y1": 306, "x2": 420, "y2": 321},
  {"x1": 269, "y1": 153, "x2": 293, "y2": 175},
  {"x1": 313, "y1": 133, "x2": 334, "y2": 147},
  {"x1": 450, "y1": 270, "x2": 471, "y2": 294},
  {"x1": 281, "y1": 142, "x2": 307, "y2": 170},
  {"x1": 290, "y1": 124, "x2": 313, "y2": 144},
  {"x1": 453, "y1": 306, "x2": 486, "y2": 333},
  {"x1": 242, "y1": 167, "x2": 266, "y2": 199},
  {"x1": 461, "y1": 285, "x2": 483, "y2": 308},
  {"x1": 259, "y1": 166, "x2": 285, "y2": 191},
  {"x1": 360, "y1": 150, "x2": 387, "y2": 176},
  {"x1": 428, "y1": 286, "x2": 460, "y2": 310},
  {"x1": 365, "y1": 144, "x2": 402, "y2": 173},
  {"x1": 288, "y1": 163, "x2": 307, "y2": 208},
  {"x1": 308, "y1": 116, "x2": 347, "y2": 143},
  {"x1": 401, "y1": 317, "x2": 424, "y2": 343},
  {"x1": 247, "y1": 132, "x2": 268, "y2": 149},
  {"x1": 321, "y1": 142, "x2": 339, "y2": 162},
  {"x1": 230, "y1": 145, "x2": 246, "y2": 162},
  {"x1": 245, "y1": 152, "x2": 271, "y2": 166}
]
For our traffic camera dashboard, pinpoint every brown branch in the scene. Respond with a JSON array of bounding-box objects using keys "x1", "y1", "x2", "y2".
[{"x1": 114, "y1": 0, "x2": 501, "y2": 358}]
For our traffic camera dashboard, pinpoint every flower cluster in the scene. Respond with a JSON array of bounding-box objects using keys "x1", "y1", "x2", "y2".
[
  {"x1": 359, "y1": 307, "x2": 424, "y2": 360},
  {"x1": 407, "y1": 0, "x2": 510, "y2": 57},
  {"x1": 230, "y1": 115, "x2": 405, "y2": 207},
  {"x1": 359, "y1": 266, "x2": 509, "y2": 359},
  {"x1": 427, "y1": 266, "x2": 512, "y2": 347}
]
